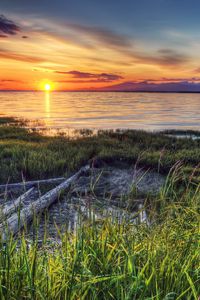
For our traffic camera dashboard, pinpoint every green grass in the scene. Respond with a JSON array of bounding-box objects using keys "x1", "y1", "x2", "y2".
[
  {"x1": 0, "y1": 122, "x2": 199, "y2": 184},
  {"x1": 0, "y1": 118, "x2": 199, "y2": 299},
  {"x1": 0, "y1": 178, "x2": 199, "y2": 299}
]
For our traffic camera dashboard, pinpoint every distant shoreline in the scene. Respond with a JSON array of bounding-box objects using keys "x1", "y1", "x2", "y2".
[{"x1": 2, "y1": 90, "x2": 200, "y2": 93}]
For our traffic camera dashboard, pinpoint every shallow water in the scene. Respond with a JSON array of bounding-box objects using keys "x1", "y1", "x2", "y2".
[{"x1": 0, "y1": 91, "x2": 200, "y2": 131}]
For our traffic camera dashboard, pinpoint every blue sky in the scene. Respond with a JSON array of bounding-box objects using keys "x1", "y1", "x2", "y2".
[{"x1": 2, "y1": 0, "x2": 200, "y2": 34}]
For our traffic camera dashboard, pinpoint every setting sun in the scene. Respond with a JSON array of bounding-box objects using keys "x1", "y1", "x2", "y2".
[{"x1": 44, "y1": 83, "x2": 51, "y2": 91}]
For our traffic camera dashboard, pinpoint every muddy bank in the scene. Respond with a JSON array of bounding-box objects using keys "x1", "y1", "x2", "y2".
[
  {"x1": 0, "y1": 159, "x2": 165, "y2": 240},
  {"x1": 72, "y1": 160, "x2": 165, "y2": 198}
]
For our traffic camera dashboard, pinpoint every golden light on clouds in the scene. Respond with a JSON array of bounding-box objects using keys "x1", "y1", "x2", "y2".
[{"x1": 0, "y1": 13, "x2": 199, "y2": 91}]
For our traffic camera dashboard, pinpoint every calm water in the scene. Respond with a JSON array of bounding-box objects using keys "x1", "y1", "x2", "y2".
[{"x1": 0, "y1": 91, "x2": 200, "y2": 131}]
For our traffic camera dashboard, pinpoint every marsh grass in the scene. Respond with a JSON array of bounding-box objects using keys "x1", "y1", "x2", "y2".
[
  {"x1": 0, "y1": 165, "x2": 199, "y2": 300},
  {"x1": 0, "y1": 119, "x2": 199, "y2": 299},
  {"x1": 0, "y1": 122, "x2": 199, "y2": 184},
  {"x1": 0, "y1": 183, "x2": 199, "y2": 299}
]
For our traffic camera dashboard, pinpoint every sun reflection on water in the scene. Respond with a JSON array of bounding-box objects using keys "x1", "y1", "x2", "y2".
[{"x1": 45, "y1": 91, "x2": 51, "y2": 119}]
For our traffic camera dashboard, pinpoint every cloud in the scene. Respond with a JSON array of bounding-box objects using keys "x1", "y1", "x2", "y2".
[
  {"x1": 0, "y1": 79, "x2": 24, "y2": 83},
  {"x1": 193, "y1": 67, "x2": 200, "y2": 73},
  {"x1": 57, "y1": 79, "x2": 119, "y2": 83},
  {"x1": 66, "y1": 25, "x2": 189, "y2": 67},
  {"x1": 0, "y1": 14, "x2": 187, "y2": 69},
  {"x1": 139, "y1": 77, "x2": 200, "y2": 83},
  {"x1": 0, "y1": 14, "x2": 190, "y2": 74},
  {"x1": 65, "y1": 24, "x2": 189, "y2": 67},
  {"x1": 32, "y1": 22, "x2": 133, "y2": 54},
  {"x1": 133, "y1": 48, "x2": 189, "y2": 67},
  {"x1": 66, "y1": 24, "x2": 132, "y2": 50},
  {"x1": 157, "y1": 49, "x2": 188, "y2": 65},
  {"x1": 0, "y1": 49, "x2": 45, "y2": 63},
  {"x1": 0, "y1": 15, "x2": 20, "y2": 37},
  {"x1": 55, "y1": 70, "x2": 123, "y2": 82}
]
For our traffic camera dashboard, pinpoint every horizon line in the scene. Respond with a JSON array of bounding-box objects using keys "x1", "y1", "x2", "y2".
[{"x1": 1, "y1": 89, "x2": 200, "y2": 93}]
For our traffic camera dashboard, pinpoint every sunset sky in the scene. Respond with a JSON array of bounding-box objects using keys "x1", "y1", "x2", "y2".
[{"x1": 1, "y1": 0, "x2": 200, "y2": 91}]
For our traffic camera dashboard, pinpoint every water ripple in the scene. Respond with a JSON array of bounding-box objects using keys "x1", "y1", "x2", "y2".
[{"x1": 0, "y1": 91, "x2": 199, "y2": 130}]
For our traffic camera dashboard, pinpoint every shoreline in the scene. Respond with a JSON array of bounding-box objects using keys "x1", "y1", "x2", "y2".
[{"x1": 1, "y1": 115, "x2": 200, "y2": 138}]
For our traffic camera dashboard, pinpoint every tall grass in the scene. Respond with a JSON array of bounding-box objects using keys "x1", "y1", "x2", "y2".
[{"x1": 0, "y1": 178, "x2": 199, "y2": 299}]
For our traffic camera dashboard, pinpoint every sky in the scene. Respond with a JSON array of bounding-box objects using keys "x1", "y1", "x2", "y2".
[{"x1": 1, "y1": 0, "x2": 200, "y2": 91}]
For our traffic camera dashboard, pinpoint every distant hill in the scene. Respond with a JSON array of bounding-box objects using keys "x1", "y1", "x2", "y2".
[{"x1": 97, "y1": 81, "x2": 200, "y2": 92}]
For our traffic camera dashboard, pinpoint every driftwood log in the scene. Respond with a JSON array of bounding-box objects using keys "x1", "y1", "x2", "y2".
[
  {"x1": 0, "y1": 187, "x2": 35, "y2": 220},
  {"x1": 0, "y1": 177, "x2": 66, "y2": 191},
  {"x1": 0, "y1": 165, "x2": 89, "y2": 237}
]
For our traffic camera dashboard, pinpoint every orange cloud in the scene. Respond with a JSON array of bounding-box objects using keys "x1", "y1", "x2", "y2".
[{"x1": 0, "y1": 50, "x2": 46, "y2": 63}]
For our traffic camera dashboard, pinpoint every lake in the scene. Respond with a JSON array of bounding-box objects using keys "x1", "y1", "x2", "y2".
[{"x1": 0, "y1": 91, "x2": 200, "y2": 131}]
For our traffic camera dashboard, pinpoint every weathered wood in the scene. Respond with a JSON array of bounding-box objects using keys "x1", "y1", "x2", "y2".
[
  {"x1": 0, "y1": 165, "x2": 89, "y2": 237},
  {"x1": 0, "y1": 177, "x2": 65, "y2": 191},
  {"x1": 138, "y1": 203, "x2": 150, "y2": 226},
  {"x1": 0, "y1": 188, "x2": 35, "y2": 219}
]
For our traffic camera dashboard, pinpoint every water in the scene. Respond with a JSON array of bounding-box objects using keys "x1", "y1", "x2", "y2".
[{"x1": 0, "y1": 91, "x2": 200, "y2": 131}]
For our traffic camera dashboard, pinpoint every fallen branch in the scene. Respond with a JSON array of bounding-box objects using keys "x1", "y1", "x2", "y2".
[
  {"x1": 0, "y1": 165, "x2": 89, "y2": 237},
  {"x1": 0, "y1": 177, "x2": 66, "y2": 191},
  {"x1": 0, "y1": 188, "x2": 35, "y2": 219}
]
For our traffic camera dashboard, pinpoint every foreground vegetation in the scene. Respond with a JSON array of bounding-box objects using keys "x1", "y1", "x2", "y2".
[
  {"x1": 0, "y1": 176, "x2": 199, "y2": 299},
  {"x1": 0, "y1": 117, "x2": 199, "y2": 299}
]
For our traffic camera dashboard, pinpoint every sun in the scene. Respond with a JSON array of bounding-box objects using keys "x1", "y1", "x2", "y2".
[{"x1": 44, "y1": 83, "x2": 51, "y2": 91}]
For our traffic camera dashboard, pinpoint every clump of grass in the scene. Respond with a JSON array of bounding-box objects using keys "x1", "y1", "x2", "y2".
[{"x1": 0, "y1": 117, "x2": 17, "y2": 125}]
